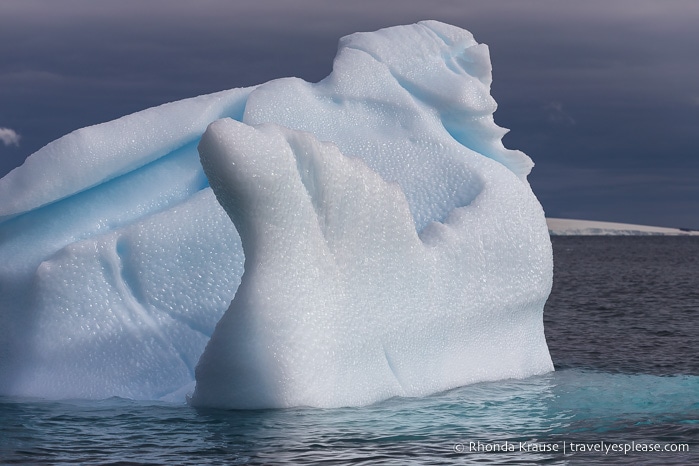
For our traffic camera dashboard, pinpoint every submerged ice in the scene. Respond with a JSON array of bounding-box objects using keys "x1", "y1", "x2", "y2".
[{"x1": 0, "y1": 21, "x2": 553, "y2": 407}]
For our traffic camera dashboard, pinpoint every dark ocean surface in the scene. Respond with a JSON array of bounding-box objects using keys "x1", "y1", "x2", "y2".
[{"x1": 1, "y1": 236, "x2": 697, "y2": 465}]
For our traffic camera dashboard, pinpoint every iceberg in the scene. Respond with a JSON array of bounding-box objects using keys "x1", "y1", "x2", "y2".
[
  {"x1": 0, "y1": 20, "x2": 553, "y2": 407},
  {"x1": 547, "y1": 218, "x2": 699, "y2": 236}
]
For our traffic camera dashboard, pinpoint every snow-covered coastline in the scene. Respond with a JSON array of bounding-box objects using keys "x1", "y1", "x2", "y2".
[{"x1": 547, "y1": 218, "x2": 699, "y2": 236}]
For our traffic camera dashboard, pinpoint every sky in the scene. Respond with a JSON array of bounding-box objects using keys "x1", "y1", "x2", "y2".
[{"x1": 1, "y1": 0, "x2": 698, "y2": 229}]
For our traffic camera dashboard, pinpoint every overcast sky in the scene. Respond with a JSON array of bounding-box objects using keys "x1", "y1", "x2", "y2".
[{"x1": 1, "y1": 0, "x2": 698, "y2": 228}]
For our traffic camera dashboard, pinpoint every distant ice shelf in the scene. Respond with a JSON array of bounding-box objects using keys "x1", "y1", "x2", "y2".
[{"x1": 547, "y1": 218, "x2": 699, "y2": 236}]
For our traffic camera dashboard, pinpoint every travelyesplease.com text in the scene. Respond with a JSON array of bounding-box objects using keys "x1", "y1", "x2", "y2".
[{"x1": 453, "y1": 440, "x2": 689, "y2": 455}]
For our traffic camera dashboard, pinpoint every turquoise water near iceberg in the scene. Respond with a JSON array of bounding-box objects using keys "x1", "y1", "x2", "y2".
[{"x1": 1, "y1": 237, "x2": 698, "y2": 465}]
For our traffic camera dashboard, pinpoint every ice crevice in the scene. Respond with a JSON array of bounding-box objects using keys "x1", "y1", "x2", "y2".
[
  {"x1": 382, "y1": 344, "x2": 404, "y2": 392},
  {"x1": 108, "y1": 238, "x2": 161, "y2": 337}
]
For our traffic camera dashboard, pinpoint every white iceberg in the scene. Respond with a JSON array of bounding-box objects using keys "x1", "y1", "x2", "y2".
[
  {"x1": 547, "y1": 218, "x2": 699, "y2": 236},
  {"x1": 0, "y1": 21, "x2": 553, "y2": 407}
]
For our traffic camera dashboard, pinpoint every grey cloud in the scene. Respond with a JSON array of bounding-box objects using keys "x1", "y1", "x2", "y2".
[{"x1": 0, "y1": 127, "x2": 20, "y2": 146}]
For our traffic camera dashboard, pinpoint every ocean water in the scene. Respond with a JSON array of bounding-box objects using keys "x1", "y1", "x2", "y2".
[{"x1": 1, "y1": 236, "x2": 697, "y2": 465}]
